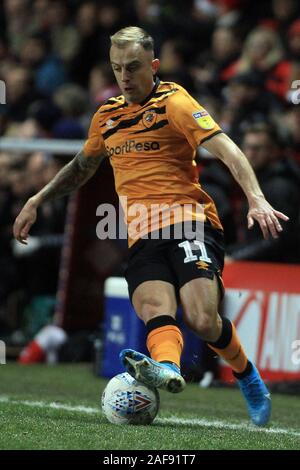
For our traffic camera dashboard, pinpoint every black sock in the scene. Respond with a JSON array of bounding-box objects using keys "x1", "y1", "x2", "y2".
[
  {"x1": 146, "y1": 315, "x2": 179, "y2": 334},
  {"x1": 207, "y1": 316, "x2": 232, "y2": 349},
  {"x1": 232, "y1": 361, "x2": 253, "y2": 379}
]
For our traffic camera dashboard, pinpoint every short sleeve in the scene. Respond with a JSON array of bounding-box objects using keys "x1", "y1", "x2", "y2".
[
  {"x1": 166, "y1": 89, "x2": 222, "y2": 149},
  {"x1": 83, "y1": 111, "x2": 106, "y2": 157}
]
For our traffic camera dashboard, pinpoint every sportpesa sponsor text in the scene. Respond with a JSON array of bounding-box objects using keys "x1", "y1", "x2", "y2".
[{"x1": 106, "y1": 140, "x2": 160, "y2": 157}]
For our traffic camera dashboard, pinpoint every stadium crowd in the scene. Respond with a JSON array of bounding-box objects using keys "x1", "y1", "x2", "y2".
[{"x1": 1, "y1": 0, "x2": 300, "y2": 343}]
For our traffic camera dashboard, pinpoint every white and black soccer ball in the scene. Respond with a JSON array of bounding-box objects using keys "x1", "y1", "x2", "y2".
[{"x1": 101, "y1": 372, "x2": 160, "y2": 425}]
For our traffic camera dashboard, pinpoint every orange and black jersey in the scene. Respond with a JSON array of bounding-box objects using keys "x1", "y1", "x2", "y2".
[{"x1": 84, "y1": 79, "x2": 223, "y2": 246}]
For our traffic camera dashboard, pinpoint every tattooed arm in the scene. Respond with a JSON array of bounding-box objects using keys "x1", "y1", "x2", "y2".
[{"x1": 13, "y1": 150, "x2": 105, "y2": 244}]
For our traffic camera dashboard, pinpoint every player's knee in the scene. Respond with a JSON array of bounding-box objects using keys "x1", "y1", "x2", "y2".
[
  {"x1": 186, "y1": 312, "x2": 217, "y2": 341},
  {"x1": 133, "y1": 288, "x2": 177, "y2": 323},
  {"x1": 196, "y1": 314, "x2": 215, "y2": 339},
  {"x1": 135, "y1": 296, "x2": 166, "y2": 323}
]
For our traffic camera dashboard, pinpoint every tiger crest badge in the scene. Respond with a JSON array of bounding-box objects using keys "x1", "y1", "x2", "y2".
[{"x1": 143, "y1": 109, "x2": 157, "y2": 128}]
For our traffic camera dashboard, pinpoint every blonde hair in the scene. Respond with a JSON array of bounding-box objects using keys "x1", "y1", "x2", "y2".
[{"x1": 110, "y1": 26, "x2": 154, "y2": 51}]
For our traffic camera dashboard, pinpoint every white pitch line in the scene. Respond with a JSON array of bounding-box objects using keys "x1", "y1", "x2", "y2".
[
  {"x1": 156, "y1": 417, "x2": 300, "y2": 438},
  {"x1": 0, "y1": 396, "x2": 300, "y2": 438},
  {"x1": 0, "y1": 396, "x2": 98, "y2": 414}
]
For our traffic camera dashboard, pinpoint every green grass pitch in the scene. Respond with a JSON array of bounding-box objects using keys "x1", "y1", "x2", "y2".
[{"x1": 0, "y1": 363, "x2": 299, "y2": 450}]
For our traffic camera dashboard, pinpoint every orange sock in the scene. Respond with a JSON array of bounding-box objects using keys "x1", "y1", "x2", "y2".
[
  {"x1": 146, "y1": 325, "x2": 183, "y2": 368},
  {"x1": 208, "y1": 320, "x2": 248, "y2": 374}
]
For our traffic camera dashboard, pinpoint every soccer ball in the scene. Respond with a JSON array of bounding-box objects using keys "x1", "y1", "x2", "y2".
[{"x1": 101, "y1": 372, "x2": 160, "y2": 425}]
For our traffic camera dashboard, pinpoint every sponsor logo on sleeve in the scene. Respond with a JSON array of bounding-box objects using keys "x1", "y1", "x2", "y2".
[{"x1": 192, "y1": 110, "x2": 215, "y2": 130}]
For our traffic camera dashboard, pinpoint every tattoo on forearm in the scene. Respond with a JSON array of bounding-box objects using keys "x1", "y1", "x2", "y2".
[{"x1": 39, "y1": 151, "x2": 103, "y2": 202}]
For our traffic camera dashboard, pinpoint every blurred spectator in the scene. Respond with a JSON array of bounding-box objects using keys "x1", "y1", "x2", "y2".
[
  {"x1": 133, "y1": 0, "x2": 165, "y2": 52},
  {"x1": 241, "y1": 26, "x2": 282, "y2": 69},
  {"x1": 3, "y1": 0, "x2": 33, "y2": 56},
  {"x1": 192, "y1": 0, "x2": 220, "y2": 22},
  {"x1": 192, "y1": 26, "x2": 242, "y2": 97},
  {"x1": 30, "y1": 0, "x2": 51, "y2": 33},
  {"x1": 70, "y1": 2, "x2": 102, "y2": 87},
  {"x1": 0, "y1": 37, "x2": 9, "y2": 62},
  {"x1": 0, "y1": 155, "x2": 30, "y2": 332},
  {"x1": 0, "y1": 151, "x2": 67, "y2": 338},
  {"x1": 255, "y1": 19, "x2": 300, "y2": 103},
  {"x1": 287, "y1": 19, "x2": 300, "y2": 61},
  {"x1": 0, "y1": 154, "x2": 13, "y2": 304},
  {"x1": 46, "y1": 0, "x2": 80, "y2": 66},
  {"x1": 20, "y1": 33, "x2": 68, "y2": 96},
  {"x1": 24, "y1": 99, "x2": 62, "y2": 137},
  {"x1": 52, "y1": 120, "x2": 85, "y2": 140},
  {"x1": 52, "y1": 83, "x2": 89, "y2": 138},
  {"x1": 275, "y1": 19, "x2": 300, "y2": 104},
  {"x1": 97, "y1": 2, "x2": 124, "y2": 54},
  {"x1": 26, "y1": 151, "x2": 49, "y2": 191},
  {"x1": 282, "y1": 105, "x2": 300, "y2": 165},
  {"x1": 230, "y1": 27, "x2": 291, "y2": 100},
  {"x1": 159, "y1": 39, "x2": 195, "y2": 91},
  {"x1": 89, "y1": 64, "x2": 120, "y2": 107},
  {"x1": 214, "y1": 0, "x2": 254, "y2": 32},
  {"x1": 220, "y1": 71, "x2": 282, "y2": 143},
  {"x1": 53, "y1": 84, "x2": 88, "y2": 119},
  {"x1": 261, "y1": 0, "x2": 300, "y2": 46},
  {"x1": 2, "y1": 65, "x2": 41, "y2": 124},
  {"x1": 272, "y1": 0, "x2": 299, "y2": 27},
  {"x1": 200, "y1": 157, "x2": 237, "y2": 246},
  {"x1": 9, "y1": 83, "x2": 90, "y2": 139},
  {"x1": 227, "y1": 124, "x2": 300, "y2": 262}
]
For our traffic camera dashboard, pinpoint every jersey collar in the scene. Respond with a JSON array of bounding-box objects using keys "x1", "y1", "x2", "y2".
[
  {"x1": 138, "y1": 76, "x2": 160, "y2": 106},
  {"x1": 125, "y1": 77, "x2": 160, "y2": 108}
]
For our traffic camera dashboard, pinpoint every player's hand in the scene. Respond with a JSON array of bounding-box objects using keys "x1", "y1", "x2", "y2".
[
  {"x1": 12, "y1": 236, "x2": 41, "y2": 256},
  {"x1": 247, "y1": 197, "x2": 289, "y2": 240},
  {"x1": 13, "y1": 198, "x2": 38, "y2": 244}
]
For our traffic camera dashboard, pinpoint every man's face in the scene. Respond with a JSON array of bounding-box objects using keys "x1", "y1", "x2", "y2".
[
  {"x1": 110, "y1": 42, "x2": 159, "y2": 104},
  {"x1": 242, "y1": 132, "x2": 275, "y2": 170}
]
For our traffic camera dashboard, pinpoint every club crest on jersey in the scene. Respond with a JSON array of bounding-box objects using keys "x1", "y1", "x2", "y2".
[
  {"x1": 192, "y1": 110, "x2": 215, "y2": 130},
  {"x1": 106, "y1": 119, "x2": 115, "y2": 129},
  {"x1": 143, "y1": 109, "x2": 157, "y2": 128}
]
